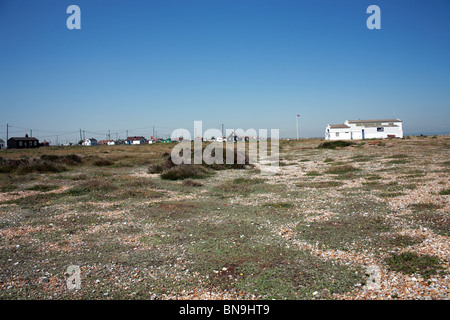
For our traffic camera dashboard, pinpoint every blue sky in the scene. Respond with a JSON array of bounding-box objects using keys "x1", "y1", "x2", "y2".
[{"x1": 1, "y1": 0, "x2": 449, "y2": 142}]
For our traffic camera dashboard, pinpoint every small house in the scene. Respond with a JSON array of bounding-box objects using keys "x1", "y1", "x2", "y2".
[
  {"x1": 125, "y1": 136, "x2": 146, "y2": 145},
  {"x1": 98, "y1": 139, "x2": 114, "y2": 145},
  {"x1": 82, "y1": 138, "x2": 98, "y2": 146},
  {"x1": 0, "y1": 139, "x2": 5, "y2": 149},
  {"x1": 7, "y1": 135, "x2": 40, "y2": 149},
  {"x1": 325, "y1": 119, "x2": 403, "y2": 140}
]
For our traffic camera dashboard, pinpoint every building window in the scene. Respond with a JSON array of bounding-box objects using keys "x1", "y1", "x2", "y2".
[
  {"x1": 377, "y1": 127, "x2": 384, "y2": 132},
  {"x1": 336, "y1": 132, "x2": 340, "y2": 137},
  {"x1": 19, "y1": 141, "x2": 23, "y2": 147}
]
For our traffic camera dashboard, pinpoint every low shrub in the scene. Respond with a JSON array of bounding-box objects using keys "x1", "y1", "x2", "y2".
[
  {"x1": 183, "y1": 179, "x2": 203, "y2": 187},
  {"x1": 149, "y1": 147, "x2": 253, "y2": 178},
  {"x1": 160, "y1": 164, "x2": 211, "y2": 180},
  {"x1": 0, "y1": 157, "x2": 67, "y2": 174},
  {"x1": 325, "y1": 164, "x2": 359, "y2": 174},
  {"x1": 317, "y1": 141, "x2": 355, "y2": 149},
  {"x1": 41, "y1": 154, "x2": 83, "y2": 165},
  {"x1": 25, "y1": 184, "x2": 59, "y2": 192},
  {"x1": 93, "y1": 159, "x2": 114, "y2": 166}
]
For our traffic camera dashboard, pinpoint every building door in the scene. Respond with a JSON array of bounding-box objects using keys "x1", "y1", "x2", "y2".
[{"x1": 362, "y1": 129, "x2": 365, "y2": 140}]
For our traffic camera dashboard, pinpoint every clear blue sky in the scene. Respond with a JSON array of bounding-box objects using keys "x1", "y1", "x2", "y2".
[{"x1": 1, "y1": 0, "x2": 449, "y2": 142}]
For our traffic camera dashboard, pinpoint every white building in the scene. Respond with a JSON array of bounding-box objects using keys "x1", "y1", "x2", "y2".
[
  {"x1": 126, "y1": 136, "x2": 146, "y2": 145},
  {"x1": 83, "y1": 138, "x2": 98, "y2": 146},
  {"x1": 0, "y1": 139, "x2": 5, "y2": 149},
  {"x1": 325, "y1": 119, "x2": 403, "y2": 140}
]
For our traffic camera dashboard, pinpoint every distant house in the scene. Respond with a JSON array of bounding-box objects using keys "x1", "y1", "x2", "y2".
[
  {"x1": 325, "y1": 119, "x2": 403, "y2": 140},
  {"x1": 7, "y1": 135, "x2": 40, "y2": 149},
  {"x1": 82, "y1": 138, "x2": 98, "y2": 146},
  {"x1": 40, "y1": 140, "x2": 50, "y2": 147},
  {"x1": 125, "y1": 136, "x2": 146, "y2": 145},
  {"x1": 227, "y1": 131, "x2": 246, "y2": 142},
  {"x1": 227, "y1": 131, "x2": 238, "y2": 142},
  {"x1": 98, "y1": 139, "x2": 114, "y2": 145},
  {"x1": 114, "y1": 139, "x2": 125, "y2": 145},
  {"x1": 0, "y1": 139, "x2": 5, "y2": 149}
]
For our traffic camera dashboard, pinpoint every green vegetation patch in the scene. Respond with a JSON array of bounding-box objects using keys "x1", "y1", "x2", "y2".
[
  {"x1": 263, "y1": 202, "x2": 293, "y2": 209},
  {"x1": 296, "y1": 212, "x2": 391, "y2": 251},
  {"x1": 160, "y1": 164, "x2": 212, "y2": 180},
  {"x1": 216, "y1": 177, "x2": 267, "y2": 195},
  {"x1": 385, "y1": 252, "x2": 444, "y2": 278},
  {"x1": 176, "y1": 212, "x2": 364, "y2": 299},
  {"x1": 317, "y1": 141, "x2": 355, "y2": 149},
  {"x1": 305, "y1": 171, "x2": 322, "y2": 177},
  {"x1": 413, "y1": 212, "x2": 449, "y2": 237},
  {"x1": 387, "y1": 159, "x2": 410, "y2": 165},
  {"x1": 0, "y1": 184, "x2": 18, "y2": 192},
  {"x1": 25, "y1": 184, "x2": 60, "y2": 192},
  {"x1": 296, "y1": 181, "x2": 342, "y2": 189},
  {"x1": 325, "y1": 164, "x2": 359, "y2": 175}
]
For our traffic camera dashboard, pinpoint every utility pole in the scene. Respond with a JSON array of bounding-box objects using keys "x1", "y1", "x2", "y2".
[
  {"x1": 6, "y1": 123, "x2": 8, "y2": 147},
  {"x1": 108, "y1": 130, "x2": 111, "y2": 140},
  {"x1": 30, "y1": 129, "x2": 32, "y2": 137},
  {"x1": 152, "y1": 126, "x2": 155, "y2": 139},
  {"x1": 222, "y1": 123, "x2": 224, "y2": 137},
  {"x1": 83, "y1": 130, "x2": 85, "y2": 141},
  {"x1": 126, "y1": 130, "x2": 128, "y2": 138},
  {"x1": 80, "y1": 129, "x2": 82, "y2": 142}
]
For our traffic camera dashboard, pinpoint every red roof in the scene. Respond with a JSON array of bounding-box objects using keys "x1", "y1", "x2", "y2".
[{"x1": 126, "y1": 136, "x2": 145, "y2": 141}]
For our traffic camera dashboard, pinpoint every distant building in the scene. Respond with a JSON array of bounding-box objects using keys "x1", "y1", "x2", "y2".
[
  {"x1": 82, "y1": 138, "x2": 98, "y2": 146},
  {"x1": 98, "y1": 139, "x2": 114, "y2": 145},
  {"x1": 325, "y1": 119, "x2": 403, "y2": 140},
  {"x1": 227, "y1": 131, "x2": 238, "y2": 142},
  {"x1": 0, "y1": 139, "x2": 5, "y2": 149},
  {"x1": 115, "y1": 139, "x2": 126, "y2": 145},
  {"x1": 40, "y1": 140, "x2": 50, "y2": 147},
  {"x1": 7, "y1": 135, "x2": 40, "y2": 149},
  {"x1": 125, "y1": 136, "x2": 146, "y2": 145}
]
